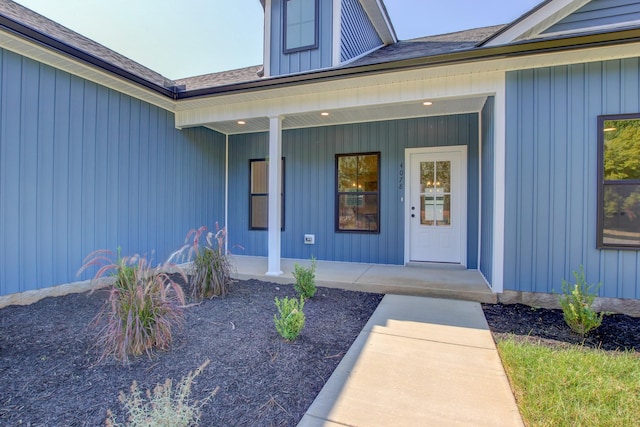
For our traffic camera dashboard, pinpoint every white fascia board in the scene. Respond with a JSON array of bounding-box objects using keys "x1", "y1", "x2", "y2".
[
  {"x1": 263, "y1": 0, "x2": 272, "y2": 77},
  {"x1": 0, "y1": 29, "x2": 175, "y2": 112},
  {"x1": 484, "y1": 0, "x2": 591, "y2": 47},
  {"x1": 359, "y1": 0, "x2": 397, "y2": 44},
  {"x1": 332, "y1": 0, "x2": 342, "y2": 67}
]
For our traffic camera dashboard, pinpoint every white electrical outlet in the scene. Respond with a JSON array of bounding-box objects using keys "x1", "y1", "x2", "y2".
[{"x1": 304, "y1": 234, "x2": 315, "y2": 245}]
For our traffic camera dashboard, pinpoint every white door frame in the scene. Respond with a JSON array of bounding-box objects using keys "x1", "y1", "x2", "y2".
[{"x1": 404, "y1": 146, "x2": 468, "y2": 266}]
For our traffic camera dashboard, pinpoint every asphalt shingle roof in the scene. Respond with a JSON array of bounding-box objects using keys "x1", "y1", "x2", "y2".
[{"x1": 346, "y1": 25, "x2": 506, "y2": 67}]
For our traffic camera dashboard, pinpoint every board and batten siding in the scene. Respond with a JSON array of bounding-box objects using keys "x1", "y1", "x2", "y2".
[
  {"x1": 269, "y1": 0, "x2": 333, "y2": 76},
  {"x1": 340, "y1": 0, "x2": 382, "y2": 63},
  {"x1": 504, "y1": 58, "x2": 640, "y2": 299},
  {"x1": 228, "y1": 114, "x2": 480, "y2": 266},
  {"x1": 0, "y1": 49, "x2": 226, "y2": 296},
  {"x1": 543, "y1": 0, "x2": 640, "y2": 34},
  {"x1": 480, "y1": 97, "x2": 495, "y2": 284}
]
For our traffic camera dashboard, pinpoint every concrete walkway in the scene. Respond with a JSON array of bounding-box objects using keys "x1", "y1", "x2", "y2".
[{"x1": 298, "y1": 295, "x2": 523, "y2": 426}]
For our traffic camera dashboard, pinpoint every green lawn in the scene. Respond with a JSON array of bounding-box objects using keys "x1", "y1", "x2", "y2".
[{"x1": 497, "y1": 337, "x2": 640, "y2": 427}]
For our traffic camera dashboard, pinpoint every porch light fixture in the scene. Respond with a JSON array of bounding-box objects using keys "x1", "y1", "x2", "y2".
[
  {"x1": 237, "y1": 120, "x2": 246, "y2": 125},
  {"x1": 321, "y1": 112, "x2": 330, "y2": 116},
  {"x1": 423, "y1": 101, "x2": 433, "y2": 106}
]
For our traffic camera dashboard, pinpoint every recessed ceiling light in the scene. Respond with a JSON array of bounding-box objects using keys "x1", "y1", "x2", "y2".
[
  {"x1": 237, "y1": 120, "x2": 246, "y2": 125},
  {"x1": 321, "y1": 112, "x2": 330, "y2": 116},
  {"x1": 423, "y1": 101, "x2": 433, "y2": 106}
]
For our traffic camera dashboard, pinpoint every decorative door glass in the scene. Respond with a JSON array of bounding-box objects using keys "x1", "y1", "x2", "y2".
[{"x1": 419, "y1": 160, "x2": 451, "y2": 226}]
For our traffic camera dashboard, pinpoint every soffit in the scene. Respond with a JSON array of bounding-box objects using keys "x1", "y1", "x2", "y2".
[{"x1": 202, "y1": 97, "x2": 488, "y2": 135}]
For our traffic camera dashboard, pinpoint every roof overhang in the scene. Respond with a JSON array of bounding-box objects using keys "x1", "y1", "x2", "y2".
[
  {"x1": 359, "y1": 0, "x2": 397, "y2": 44},
  {"x1": 482, "y1": 0, "x2": 591, "y2": 46}
]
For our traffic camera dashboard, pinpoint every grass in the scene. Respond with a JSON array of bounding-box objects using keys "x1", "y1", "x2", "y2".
[{"x1": 497, "y1": 337, "x2": 640, "y2": 426}]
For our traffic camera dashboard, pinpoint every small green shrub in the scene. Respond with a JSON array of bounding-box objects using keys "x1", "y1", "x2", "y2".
[
  {"x1": 274, "y1": 296, "x2": 306, "y2": 341},
  {"x1": 559, "y1": 266, "x2": 604, "y2": 337},
  {"x1": 78, "y1": 251, "x2": 186, "y2": 363},
  {"x1": 293, "y1": 256, "x2": 317, "y2": 299},
  {"x1": 106, "y1": 360, "x2": 218, "y2": 427}
]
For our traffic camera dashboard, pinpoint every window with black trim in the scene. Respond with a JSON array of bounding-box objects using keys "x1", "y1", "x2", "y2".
[
  {"x1": 284, "y1": 0, "x2": 318, "y2": 53},
  {"x1": 598, "y1": 114, "x2": 640, "y2": 248},
  {"x1": 336, "y1": 152, "x2": 380, "y2": 233},
  {"x1": 250, "y1": 158, "x2": 284, "y2": 230}
]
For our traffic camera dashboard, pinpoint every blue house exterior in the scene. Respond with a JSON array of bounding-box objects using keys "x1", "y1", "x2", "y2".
[{"x1": 1, "y1": 0, "x2": 640, "y2": 310}]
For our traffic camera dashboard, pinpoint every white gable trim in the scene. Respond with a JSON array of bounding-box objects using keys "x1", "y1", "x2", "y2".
[
  {"x1": 358, "y1": 0, "x2": 397, "y2": 44},
  {"x1": 542, "y1": 19, "x2": 640, "y2": 38},
  {"x1": 484, "y1": 0, "x2": 591, "y2": 46},
  {"x1": 332, "y1": 0, "x2": 342, "y2": 66}
]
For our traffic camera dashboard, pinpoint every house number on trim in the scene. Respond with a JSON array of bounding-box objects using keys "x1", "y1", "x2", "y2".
[{"x1": 398, "y1": 162, "x2": 404, "y2": 190}]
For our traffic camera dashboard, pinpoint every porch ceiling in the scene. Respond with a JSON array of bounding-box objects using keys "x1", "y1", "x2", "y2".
[{"x1": 202, "y1": 96, "x2": 488, "y2": 135}]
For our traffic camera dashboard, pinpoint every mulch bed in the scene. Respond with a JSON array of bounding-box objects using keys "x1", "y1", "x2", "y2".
[
  {"x1": 0, "y1": 279, "x2": 382, "y2": 426},
  {"x1": 482, "y1": 303, "x2": 640, "y2": 352}
]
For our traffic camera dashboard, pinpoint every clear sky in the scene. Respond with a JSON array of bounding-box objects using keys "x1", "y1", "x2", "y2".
[{"x1": 14, "y1": 0, "x2": 543, "y2": 79}]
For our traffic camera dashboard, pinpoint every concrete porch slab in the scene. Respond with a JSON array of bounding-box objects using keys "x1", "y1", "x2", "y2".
[{"x1": 230, "y1": 255, "x2": 496, "y2": 303}]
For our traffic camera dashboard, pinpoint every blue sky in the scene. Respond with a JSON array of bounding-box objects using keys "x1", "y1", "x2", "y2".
[{"x1": 14, "y1": 0, "x2": 542, "y2": 79}]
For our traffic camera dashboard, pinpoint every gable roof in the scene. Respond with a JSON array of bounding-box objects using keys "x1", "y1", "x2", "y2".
[
  {"x1": 481, "y1": 0, "x2": 640, "y2": 46},
  {"x1": 0, "y1": 0, "x2": 177, "y2": 93}
]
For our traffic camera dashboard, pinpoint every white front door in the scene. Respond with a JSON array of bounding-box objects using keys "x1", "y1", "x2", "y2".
[{"x1": 406, "y1": 147, "x2": 467, "y2": 264}]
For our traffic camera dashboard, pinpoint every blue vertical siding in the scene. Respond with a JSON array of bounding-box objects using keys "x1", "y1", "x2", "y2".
[
  {"x1": 504, "y1": 58, "x2": 640, "y2": 299},
  {"x1": 543, "y1": 0, "x2": 640, "y2": 34},
  {"x1": 269, "y1": 0, "x2": 333, "y2": 76},
  {"x1": 340, "y1": 0, "x2": 383, "y2": 63},
  {"x1": 0, "y1": 49, "x2": 225, "y2": 296},
  {"x1": 228, "y1": 114, "x2": 480, "y2": 265},
  {"x1": 480, "y1": 97, "x2": 495, "y2": 284}
]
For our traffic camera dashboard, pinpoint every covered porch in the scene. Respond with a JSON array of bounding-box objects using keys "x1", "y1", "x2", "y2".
[{"x1": 230, "y1": 255, "x2": 496, "y2": 303}]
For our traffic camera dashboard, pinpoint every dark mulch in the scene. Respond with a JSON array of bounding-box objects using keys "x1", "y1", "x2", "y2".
[
  {"x1": 482, "y1": 303, "x2": 640, "y2": 352},
  {"x1": 0, "y1": 279, "x2": 383, "y2": 426}
]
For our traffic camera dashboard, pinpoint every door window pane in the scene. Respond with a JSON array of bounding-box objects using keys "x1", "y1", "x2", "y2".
[{"x1": 419, "y1": 161, "x2": 451, "y2": 227}]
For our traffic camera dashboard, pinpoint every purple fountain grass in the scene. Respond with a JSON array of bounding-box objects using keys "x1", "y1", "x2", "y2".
[{"x1": 78, "y1": 250, "x2": 187, "y2": 364}]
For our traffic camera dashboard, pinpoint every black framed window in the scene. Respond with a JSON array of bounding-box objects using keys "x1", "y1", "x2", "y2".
[
  {"x1": 283, "y1": 0, "x2": 318, "y2": 53},
  {"x1": 250, "y1": 158, "x2": 284, "y2": 230},
  {"x1": 336, "y1": 152, "x2": 380, "y2": 233},
  {"x1": 597, "y1": 114, "x2": 640, "y2": 249}
]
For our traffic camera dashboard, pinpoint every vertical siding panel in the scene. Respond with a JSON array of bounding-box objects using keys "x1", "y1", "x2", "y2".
[
  {"x1": 117, "y1": 94, "x2": 131, "y2": 254},
  {"x1": 534, "y1": 67, "x2": 552, "y2": 292},
  {"x1": 1, "y1": 51, "x2": 21, "y2": 294},
  {"x1": 550, "y1": 66, "x2": 569, "y2": 289},
  {"x1": 36, "y1": 64, "x2": 55, "y2": 287},
  {"x1": 66, "y1": 77, "x2": 84, "y2": 278},
  {"x1": 52, "y1": 71, "x2": 71, "y2": 283},
  {"x1": 20, "y1": 57, "x2": 39, "y2": 290}
]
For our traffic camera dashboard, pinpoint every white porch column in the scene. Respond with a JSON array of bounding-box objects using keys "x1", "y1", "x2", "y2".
[{"x1": 266, "y1": 115, "x2": 283, "y2": 276}]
